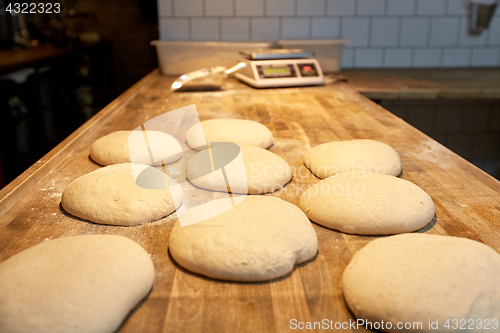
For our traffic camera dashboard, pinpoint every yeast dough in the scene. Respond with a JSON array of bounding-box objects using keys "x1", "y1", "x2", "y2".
[
  {"x1": 0, "y1": 235, "x2": 155, "y2": 333},
  {"x1": 299, "y1": 173, "x2": 435, "y2": 234},
  {"x1": 169, "y1": 196, "x2": 318, "y2": 282},
  {"x1": 304, "y1": 139, "x2": 401, "y2": 178},
  {"x1": 62, "y1": 163, "x2": 183, "y2": 226},
  {"x1": 186, "y1": 143, "x2": 291, "y2": 194},
  {"x1": 185, "y1": 119, "x2": 273, "y2": 150},
  {"x1": 342, "y1": 233, "x2": 500, "y2": 333},
  {"x1": 90, "y1": 130, "x2": 182, "y2": 166}
]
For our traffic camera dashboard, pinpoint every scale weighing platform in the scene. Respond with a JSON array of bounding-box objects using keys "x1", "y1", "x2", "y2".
[{"x1": 234, "y1": 49, "x2": 324, "y2": 88}]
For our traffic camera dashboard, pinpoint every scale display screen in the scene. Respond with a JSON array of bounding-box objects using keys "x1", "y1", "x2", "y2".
[
  {"x1": 257, "y1": 64, "x2": 297, "y2": 78},
  {"x1": 263, "y1": 67, "x2": 290, "y2": 75}
]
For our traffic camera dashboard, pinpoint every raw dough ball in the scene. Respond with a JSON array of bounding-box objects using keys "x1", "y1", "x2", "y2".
[
  {"x1": 304, "y1": 139, "x2": 401, "y2": 178},
  {"x1": 90, "y1": 130, "x2": 182, "y2": 166},
  {"x1": 298, "y1": 173, "x2": 435, "y2": 235},
  {"x1": 186, "y1": 119, "x2": 274, "y2": 150},
  {"x1": 342, "y1": 233, "x2": 500, "y2": 333},
  {"x1": 186, "y1": 143, "x2": 291, "y2": 194},
  {"x1": 169, "y1": 196, "x2": 318, "y2": 282},
  {"x1": 0, "y1": 235, "x2": 155, "y2": 333},
  {"x1": 62, "y1": 163, "x2": 183, "y2": 226}
]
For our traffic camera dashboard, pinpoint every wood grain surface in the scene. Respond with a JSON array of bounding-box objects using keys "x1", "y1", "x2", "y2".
[
  {"x1": 1, "y1": 70, "x2": 500, "y2": 332},
  {"x1": 341, "y1": 68, "x2": 500, "y2": 100}
]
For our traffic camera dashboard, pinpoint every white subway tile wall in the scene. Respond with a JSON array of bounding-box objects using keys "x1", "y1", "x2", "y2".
[
  {"x1": 342, "y1": 47, "x2": 354, "y2": 67},
  {"x1": 173, "y1": 0, "x2": 203, "y2": 16},
  {"x1": 221, "y1": 18, "x2": 249, "y2": 40},
  {"x1": 371, "y1": 18, "x2": 399, "y2": 46},
  {"x1": 282, "y1": 18, "x2": 311, "y2": 39},
  {"x1": 386, "y1": 0, "x2": 415, "y2": 15},
  {"x1": 342, "y1": 17, "x2": 370, "y2": 46},
  {"x1": 158, "y1": 0, "x2": 172, "y2": 17},
  {"x1": 312, "y1": 18, "x2": 340, "y2": 38},
  {"x1": 413, "y1": 48, "x2": 442, "y2": 67},
  {"x1": 490, "y1": 18, "x2": 500, "y2": 45},
  {"x1": 355, "y1": 48, "x2": 384, "y2": 67},
  {"x1": 417, "y1": 0, "x2": 447, "y2": 16},
  {"x1": 251, "y1": 18, "x2": 280, "y2": 40},
  {"x1": 159, "y1": 18, "x2": 189, "y2": 40},
  {"x1": 400, "y1": 18, "x2": 430, "y2": 46},
  {"x1": 384, "y1": 48, "x2": 413, "y2": 67},
  {"x1": 471, "y1": 48, "x2": 500, "y2": 66},
  {"x1": 430, "y1": 18, "x2": 460, "y2": 46},
  {"x1": 267, "y1": 0, "x2": 294, "y2": 16},
  {"x1": 328, "y1": 0, "x2": 356, "y2": 16},
  {"x1": 158, "y1": 0, "x2": 500, "y2": 68},
  {"x1": 236, "y1": 0, "x2": 263, "y2": 17},
  {"x1": 191, "y1": 18, "x2": 220, "y2": 40},
  {"x1": 357, "y1": 0, "x2": 386, "y2": 16},
  {"x1": 205, "y1": 0, "x2": 233, "y2": 16},
  {"x1": 446, "y1": 0, "x2": 467, "y2": 15},
  {"x1": 442, "y1": 47, "x2": 471, "y2": 67},
  {"x1": 297, "y1": 0, "x2": 326, "y2": 16}
]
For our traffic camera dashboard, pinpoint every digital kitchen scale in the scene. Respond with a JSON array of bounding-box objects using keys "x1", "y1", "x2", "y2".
[{"x1": 234, "y1": 49, "x2": 324, "y2": 88}]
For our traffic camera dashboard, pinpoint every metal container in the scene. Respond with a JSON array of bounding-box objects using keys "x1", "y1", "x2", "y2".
[
  {"x1": 275, "y1": 39, "x2": 349, "y2": 73},
  {"x1": 470, "y1": 1, "x2": 498, "y2": 33},
  {"x1": 151, "y1": 40, "x2": 270, "y2": 75}
]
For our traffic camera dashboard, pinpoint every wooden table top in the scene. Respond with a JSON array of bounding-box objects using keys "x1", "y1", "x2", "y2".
[
  {"x1": 342, "y1": 68, "x2": 500, "y2": 100},
  {"x1": 1, "y1": 70, "x2": 500, "y2": 332}
]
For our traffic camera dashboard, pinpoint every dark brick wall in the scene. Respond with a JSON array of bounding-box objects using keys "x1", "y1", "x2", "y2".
[
  {"x1": 380, "y1": 99, "x2": 500, "y2": 179},
  {"x1": 68, "y1": 0, "x2": 159, "y2": 94}
]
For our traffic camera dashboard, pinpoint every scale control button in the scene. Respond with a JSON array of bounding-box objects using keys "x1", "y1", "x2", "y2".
[{"x1": 298, "y1": 63, "x2": 319, "y2": 77}]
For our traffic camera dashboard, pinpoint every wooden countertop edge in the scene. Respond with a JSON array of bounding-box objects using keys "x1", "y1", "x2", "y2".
[
  {"x1": 358, "y1": 89, "x2": 500, "y2": 100},
  {"x1": 341, "y1": 68, "x2": 500, "y2": 100},
  {"x1": 0, "y1": 70, "x2": 159, "y2": 218}
]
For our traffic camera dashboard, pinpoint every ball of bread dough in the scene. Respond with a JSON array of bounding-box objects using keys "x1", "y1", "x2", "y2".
[
  {"x1": 90, "y1": 130, "x2": 182, "y2": 166},
  {"x1": 0, "y1": 235, "x2": 155, "y2": 333},
  {"x1": 304, "y1": 139, "x2": 401, "y2": 178},
  {"x1": 62, "y1": 163, "x2": 183, "y2": 226},
  {"x1": 342, "y1": 233, "x2": 500, "y2": 333},
  {"x1": 186, "y1": 143, "x2": 291, "y2": 194},
  {"x1": 185, "y1": 119, "x2": 274, "y2": 150},
  {"x1": 169, "y1": 196, "x2": 318, "y2": 282},
  {"x1": 298, "y1": 173, "x2": 435, "y2": 235}
]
